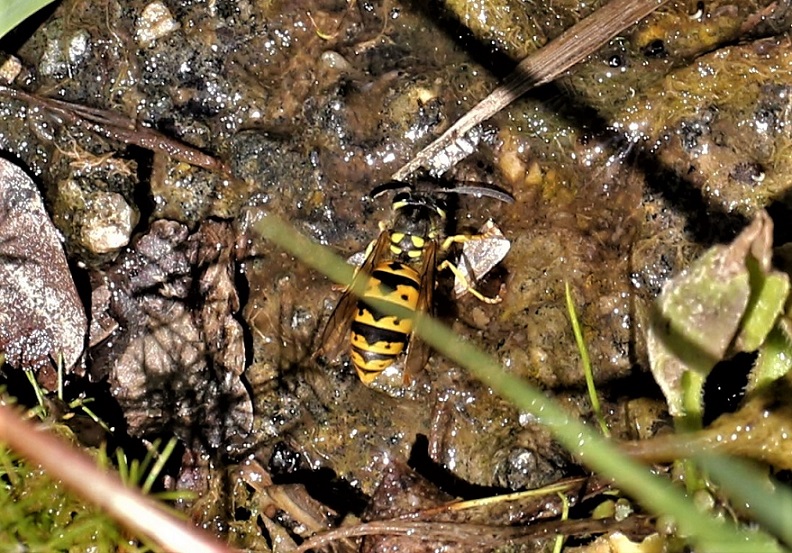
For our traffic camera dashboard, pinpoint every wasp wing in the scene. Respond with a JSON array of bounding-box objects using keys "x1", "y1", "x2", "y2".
[
  {"x1": 315, "y1": 231, "x2": 392, "y2": 362},
  {"x1": 403, "y1": 240, "x2": 437, "y2": 381}
]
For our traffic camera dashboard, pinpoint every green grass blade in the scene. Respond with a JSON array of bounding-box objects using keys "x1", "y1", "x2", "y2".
[
  {"x1": 552, "y1": 491, "x2": 570, "y2": 553},
  {"x1": 24, "y1": 370, "x2": 46, "y2": 415},
  {"x1": 565, "y1": 282, "x2": 609, "y2": 437},
  {"x1": 115, "y1": 448, "x2": 130, "y2": 484},
  {"x1": 142, "y1": 438, "x2": 178, "y2": 495},
  {"x1": 699, "y1": 455, "x2": 792, "y2": 549},
  {"x1": 0, "y1": 0, "x2": 58, "y2": 41},
  {"x1": 135, "y1": 439, "x2": 161, "y2": 488}
]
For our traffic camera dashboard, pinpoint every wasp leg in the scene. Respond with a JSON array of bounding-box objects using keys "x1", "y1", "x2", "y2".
[
  {"x1": 442, "y1": 232, "x2": 494, "y2": 251},
  {"x1": 437, "y1": 259, "x2": 502, "y2": 304},
  {"x1": 442, "y1": 233, "x2": 465, "y2": 251},
  {"x1": 440, "y1": 233, "x2": 505, "y2": 303}
]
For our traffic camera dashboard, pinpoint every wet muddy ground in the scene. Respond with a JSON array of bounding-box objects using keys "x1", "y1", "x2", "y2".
[{"x1": 1, "y1": 0, "x2": 792, "y2": 550}]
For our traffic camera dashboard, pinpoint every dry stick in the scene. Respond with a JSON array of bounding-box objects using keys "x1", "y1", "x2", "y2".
[
  {"x1": 292, "y1": 516, "x2": 654, "y2": 553},
  {"x1": 391, "y1": 0, "x2": 670, "y2": 181},
  {"x1": 0, "y1": 403, "x2": 238, "y2": 553},
  {"x1": 0, "y1": 85, "x2": 231, "y2": 176}
]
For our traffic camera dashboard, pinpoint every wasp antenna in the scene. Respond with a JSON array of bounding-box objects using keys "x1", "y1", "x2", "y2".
[
  {"x1": 368, "y1": 180, "x2": 413, "y2": 199},
  {"x1": 439, "y1": 185, "x2": 515, "y2": 204}
]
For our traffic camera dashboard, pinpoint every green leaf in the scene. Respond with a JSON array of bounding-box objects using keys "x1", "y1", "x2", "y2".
[
  {"x1": 737, "y1": 260, "x2": 789, "y2": 353},
  {"x1": 750, "y1": 325, "x2": 792, "y2": 392},
  {"x1": 0, "y1": 0, "x2": 58, "y2": 41},
  {"x1": 647, "y1": 211, "x2": 785, "y2": 418}
]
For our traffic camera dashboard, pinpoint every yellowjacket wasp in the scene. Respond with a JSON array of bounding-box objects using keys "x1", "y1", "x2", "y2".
[{"x1": 317, "y1": 180, "x2": 513, "y2": 385}]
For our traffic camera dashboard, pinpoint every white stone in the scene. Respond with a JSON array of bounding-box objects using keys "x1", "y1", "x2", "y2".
[
  {"x1": 80, "y1": 192, "x2": 138, "y2": 253},
  {"x1": 135, "y1": 2, "x2": 180, "y2": 48}
]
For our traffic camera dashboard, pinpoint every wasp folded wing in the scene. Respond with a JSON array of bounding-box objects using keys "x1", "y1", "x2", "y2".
[
  {"x1": 403, "y1": 239, "x2": 437, "y2": 382},
  {"x1": 315, "y1": 231, "x2": 392, "y2": 362}
]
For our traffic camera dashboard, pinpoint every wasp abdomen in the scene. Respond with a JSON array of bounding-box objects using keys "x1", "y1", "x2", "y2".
[{"x1": 349, "y1": 262, "x2": 421, "y2": 383}]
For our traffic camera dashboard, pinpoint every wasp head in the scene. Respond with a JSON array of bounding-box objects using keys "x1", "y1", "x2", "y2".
[{"x1": 390, "y1": 191, "x2": 446, "y2": 240}]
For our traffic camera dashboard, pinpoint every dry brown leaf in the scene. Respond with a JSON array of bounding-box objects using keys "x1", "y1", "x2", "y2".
[{"x1": 0, "y1": 157, "x2": 87, "y2": 383}]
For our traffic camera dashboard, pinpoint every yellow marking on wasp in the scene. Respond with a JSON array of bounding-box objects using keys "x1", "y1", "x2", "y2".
[
  {"x1": 383, "y1": 287, "x2": 420, "y2": 309},
  {"x1": 351, "y1": 334, "x2": 406, "y2": 354},
  {"x1": 407, "y1": 250, "x2": 422, "y2": 259},
  {"x1": 390, "y1": 245, "x2": 403, "y2": 255},
  {"x1": 351, "y1": 351, "x2": 394, "y2": 374},
  {"x1": 410, "y1": 235, "x2": 425, "y2": 248},
  {"x1": 354, "y1": 308, "x2": 414, "y2": 332},
  {"x1": 391, "y1": 232, "x2": 405, "y2": 243},
  {"x1": 362, "y1": 280, "x2": 420, "y2": 308}
]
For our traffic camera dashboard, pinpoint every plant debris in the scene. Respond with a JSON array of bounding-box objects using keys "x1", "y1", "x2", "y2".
[
  {"x1": 89, "y1": 219, "x2": 252, "y2": 449},
  {"x1": 0, "y1": 157, "x2": 86, "y2": 387}
]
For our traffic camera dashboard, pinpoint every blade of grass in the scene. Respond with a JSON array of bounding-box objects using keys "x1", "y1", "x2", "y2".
[
  {"x1": 552, "y1": 492, "x2": 570, "y2": 553},
  {"x1": 699, "y1": 455, "x2": 792, "y2": 549},
  {"x1": 256, "y1": 213, "x2": 784, "y2": 553},
  {"x1": 70, "y1": 401, "x2": 112, "y2": 433},
  {"x1": 0, "y1": 0, "x2": 58, "y2": 41},
  {"x1": 565, "y1": 282, "x2": 609, "y2": 437},
  {"x1": 24, "y1": 370, "x2": 46, "y2": 413},
  {"x1": 142, "y1": 438, "x2": 178, "y2": 494},
  {"x1": 134, "y1": 439, "x2": 162, "y2": 487},
  {"x1": 116, "y1": 447, "x2": 131, "y2": 485},
  {"x1": 442, "y1": 479, "x2": 582, "y2": 512},
  {"x1": 56, "y1": 353, "x2": 64, "y2": 401}
]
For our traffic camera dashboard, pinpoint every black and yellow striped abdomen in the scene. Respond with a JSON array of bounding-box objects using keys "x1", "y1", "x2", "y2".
[{"x1": 350, "y1": 261, "x2": 421, "y2": 383}]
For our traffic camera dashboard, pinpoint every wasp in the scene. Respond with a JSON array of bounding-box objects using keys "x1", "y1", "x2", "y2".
[{"x1": 317, "y1": 180, "x2": 513, "y2": 385}]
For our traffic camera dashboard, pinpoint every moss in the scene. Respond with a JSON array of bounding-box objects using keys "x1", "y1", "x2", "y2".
[{"x1": 0, "y1": 440, "x2": 144, "y2": 552}]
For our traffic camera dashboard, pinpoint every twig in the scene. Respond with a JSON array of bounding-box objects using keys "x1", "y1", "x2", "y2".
[
  {"x1": 292, "y1": 516, "x2": 653, "y2": 552},
  {"x1": 391, "y1": 0, "x2": 670, "y2": 181},
  {"x1": 0, "y1": 85, "x2": 232, "y2": 176}
]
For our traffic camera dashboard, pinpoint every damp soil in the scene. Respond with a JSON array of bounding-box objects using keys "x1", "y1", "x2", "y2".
[{"x1": 1, "y1": 0, "x2": 792, "y2": 550}]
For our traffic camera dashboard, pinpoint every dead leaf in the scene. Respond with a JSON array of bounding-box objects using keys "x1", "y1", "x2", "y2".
[
  {"x1": 0, "y1": 157, "x2": 87, "y2": 383},
  {"x1": 454, "y1": 219, "x2": 510, "y2": 299},
  {"x1": 89, "y1": 220, "x2": 251, "y2": 449}
]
